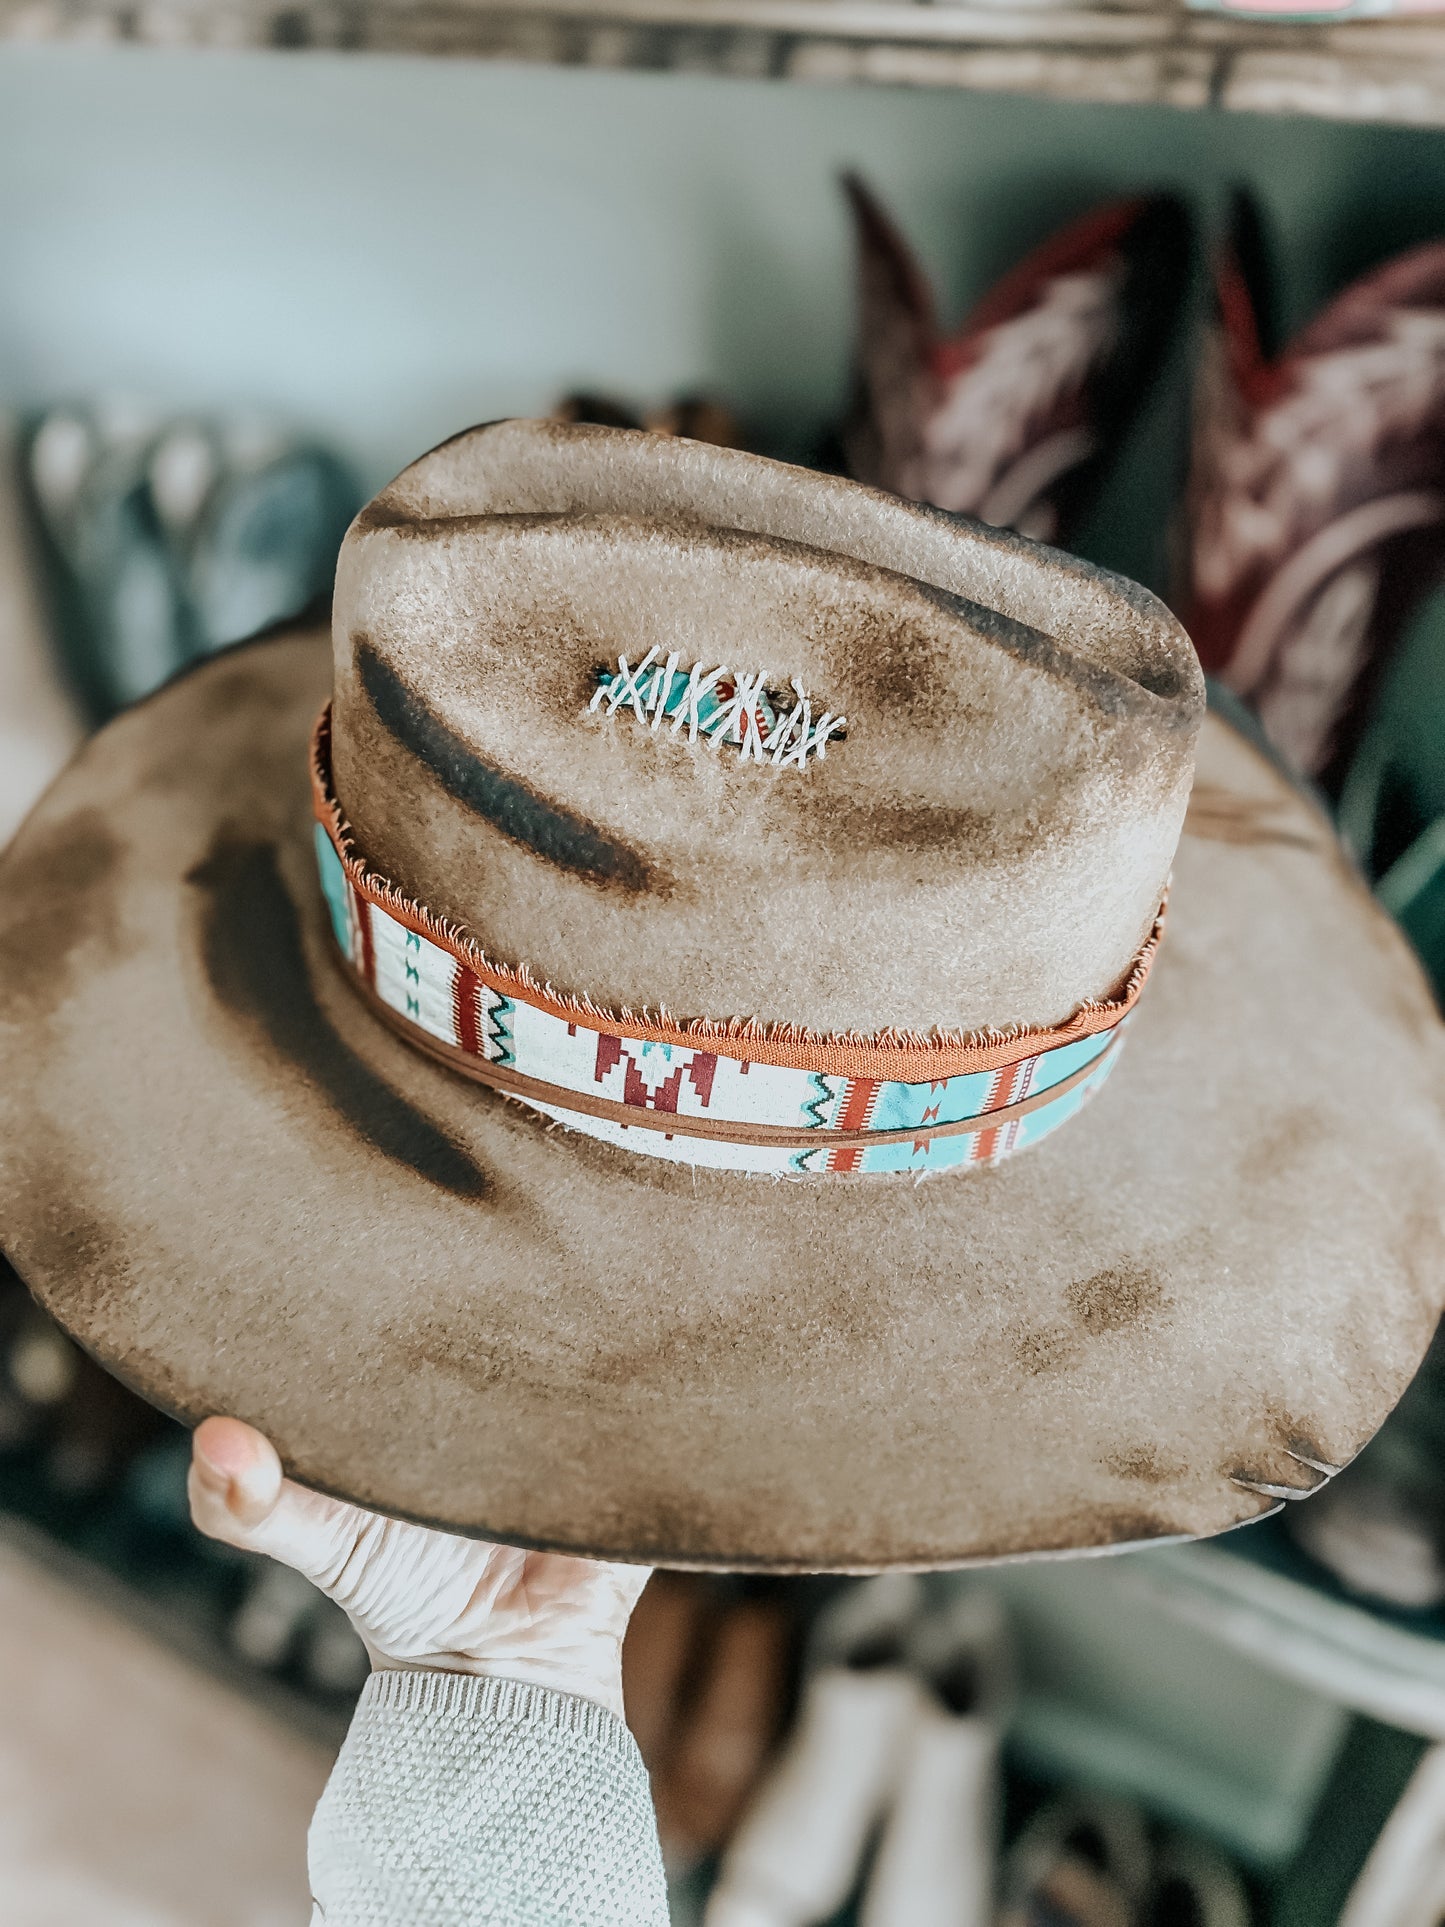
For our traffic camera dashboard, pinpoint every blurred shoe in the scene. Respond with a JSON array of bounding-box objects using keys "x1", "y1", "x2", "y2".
[
  {"x1": 841, "y1": 175, "x2": 1190, "y2": 545},
  {"x1": 26, "y1": 402, "x2": 356, "y2": 718},
  {"x1": 552, "y1": 392, "x2": 645, "y2": 431},
  {"x1": 1000, "y1": 1793, "x2": 1152, "y2": 1927},
  {"x1": 859, "y1": 1585, "x2": 1012, "y2": 1927},
  {"x1": 1181, "y1": 189, "x2": 1445, "y2": 781},
  {"x1": 705, "y1": 1574, "x2": 924, "y2": 1927},
  {"x1": 30, "y1": 402, "x2": 189, "y2": 714},
  {"x1": 624, "y1": 1570, "x2": 714, "y2": 1769},
  {"x1": 646, "y1": 396, "x2": 746, "y2": 448},
  {"x1": 655, "y1": 1590, "x2": 794, "y2": 1873},
  {"x1": 1290, "y1": 1464, "x2": 1445, "y2": 1612},
  {"x1": 182, "y1": 422, "x2": 354, "y2": 653},
  {"x1": 1340, "y1": 1744, "x2": 1445, "y2": 1927},
  {"x1": 1142, "y1": 1830, "x2": 1251, "y2": 1927},
  {"x1": 1002, "y1": 1857, "x2": 1132, "y2": 1927},
  {"x1": 553, "y1": 390, "x2": 746, "y2": 450},
  {"x1": 1287, "y1": 1321, "x2": 1445, "y2": 1613}
]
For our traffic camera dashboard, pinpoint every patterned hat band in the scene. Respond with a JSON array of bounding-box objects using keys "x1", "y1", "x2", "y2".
[{"x1": 309, "y1": 708, "x2": 1162, "y2": 1175}]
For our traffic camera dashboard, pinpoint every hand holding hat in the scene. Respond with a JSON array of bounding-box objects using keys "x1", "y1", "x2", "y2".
[{"x1": 188, "y1": 1416, "x2": 647, "y2": 1718}]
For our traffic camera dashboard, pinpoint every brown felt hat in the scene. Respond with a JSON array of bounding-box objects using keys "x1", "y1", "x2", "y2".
[{"x1": 1, "y1": 419, "x2": 1443, "y2": 1570}]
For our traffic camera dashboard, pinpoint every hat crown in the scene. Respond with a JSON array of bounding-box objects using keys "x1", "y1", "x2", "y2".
[{"x1": 330, "y1": 420, "x2": 1202, "y2": 1037}]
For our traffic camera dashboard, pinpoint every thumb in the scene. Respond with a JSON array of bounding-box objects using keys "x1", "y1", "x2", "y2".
[{"x1": 189, "y1": 1416, "x2": 363, "y2": 1588}]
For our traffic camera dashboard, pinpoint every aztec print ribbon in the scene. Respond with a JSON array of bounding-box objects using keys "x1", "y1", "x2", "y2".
[{"x1": 310, "y1": 709, "x2": 1157, "y2": 1175}]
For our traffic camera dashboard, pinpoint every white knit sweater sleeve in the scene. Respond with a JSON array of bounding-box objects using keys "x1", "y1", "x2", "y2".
[{"x1": 307, "y1": 1670, "x2": 670, "y2": 1926}]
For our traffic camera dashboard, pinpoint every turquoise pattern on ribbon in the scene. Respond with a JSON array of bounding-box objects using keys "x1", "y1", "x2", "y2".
[{"x1": 314, "y1": 823, "x2": 353, "y2": 960}]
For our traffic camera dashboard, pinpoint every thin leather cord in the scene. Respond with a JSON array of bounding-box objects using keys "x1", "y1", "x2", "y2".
[{"x1": 339, "y1": 956, "x2": 1121, "y2": 1151}]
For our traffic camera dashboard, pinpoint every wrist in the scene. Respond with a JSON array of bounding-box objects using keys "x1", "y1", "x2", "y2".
[{"x1": 365, "y1": 1645, "x2": 627, "y2": 1721}]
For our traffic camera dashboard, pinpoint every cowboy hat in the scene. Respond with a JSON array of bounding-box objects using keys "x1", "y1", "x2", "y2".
[{"x1": 1, "y1": 419, "x2": 1441, "y2": 1570}]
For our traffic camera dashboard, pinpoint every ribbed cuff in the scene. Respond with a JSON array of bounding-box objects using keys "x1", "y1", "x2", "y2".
[{"x1": 362, "y1": 1668, "x2": 638, "y2": 1759}]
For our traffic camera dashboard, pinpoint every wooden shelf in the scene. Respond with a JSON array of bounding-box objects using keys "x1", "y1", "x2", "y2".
[{"x1": 6, "y1": 0, "x2": 1445, "y2": 130}]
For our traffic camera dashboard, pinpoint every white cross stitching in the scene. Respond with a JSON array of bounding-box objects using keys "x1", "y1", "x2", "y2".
[
  {"x1": 763, "y1": 678, "x2": 848, "y2": 768},
  {"x1": 670, "y1": 661, "x2": 728, "y2": 742},
  {"x1": 648, "y1": 651, "x2": 680, "y2": 732},
  {"x1": 592, "y1": 654, "x2": 845, "y2": 767},
  {"x1": 589, "y1": 646, "x2": 660, "y2": 721},
  {"x1": 764, "y1": 679, "x2": 810, "y2": 765},
  {"x1": 704, "y1": 669, "x2": 770, "y2": 762},
  {"x1": 790, "y1": 709, "x2": 847, "y2": 766}
]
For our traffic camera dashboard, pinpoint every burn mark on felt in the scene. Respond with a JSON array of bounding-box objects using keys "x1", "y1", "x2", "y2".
[
  {"x1": 187, "y1": 838, "x2": 487, "y2": 1200},
  {"x1": 1066, "y1": 1265, "x2": 1168, "y2": 1336},
  {"x1": 0, "y1": 809, "x2": 126, "y2": 1024},
  {"x1": 1010, "y1": 1265, "x2": 1170, "y2": 1379},
  {"x1": 353, "y1": 639, "x2": 661, "y2": 896},
  {"x1": 1104, "y1": 1445, "x2": 1183, "y2": 1487}
]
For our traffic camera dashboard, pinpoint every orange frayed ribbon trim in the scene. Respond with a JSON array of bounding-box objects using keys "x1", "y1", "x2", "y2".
[{"x1": 310, "y1": 704, "x2": 1164, "y2": 1083}]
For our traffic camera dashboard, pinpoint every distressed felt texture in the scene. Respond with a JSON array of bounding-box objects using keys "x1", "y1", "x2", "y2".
[
  {"x1": 331, "y1": 421, "x2": 1203, "y2": 1036},
  {"x1": 1, "y1": 629, "x2": 1442, "y2": 1568}
]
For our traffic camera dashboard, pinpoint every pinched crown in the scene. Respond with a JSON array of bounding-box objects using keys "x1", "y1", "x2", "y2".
[{"x1": 329, "y1": 420, "x2": 1201, "y2": 1039}]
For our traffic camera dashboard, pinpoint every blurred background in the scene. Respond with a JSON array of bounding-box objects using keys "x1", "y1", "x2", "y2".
[{"x1": 5, "y1": 32, "x2": 1445, "y2": 1927}]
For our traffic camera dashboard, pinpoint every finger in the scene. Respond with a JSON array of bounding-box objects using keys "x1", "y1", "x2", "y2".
[
  {"x1": 189, "y1": 1417, "x2": 364, "y2": 1589},
  {"x1": 189, "y1": 1417, "x2": 284, "y2": 1538}
]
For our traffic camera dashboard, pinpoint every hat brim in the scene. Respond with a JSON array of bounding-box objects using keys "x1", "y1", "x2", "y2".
[{"x1": 2, "y1": 630, "x2": 1443, "y2": 1570}]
